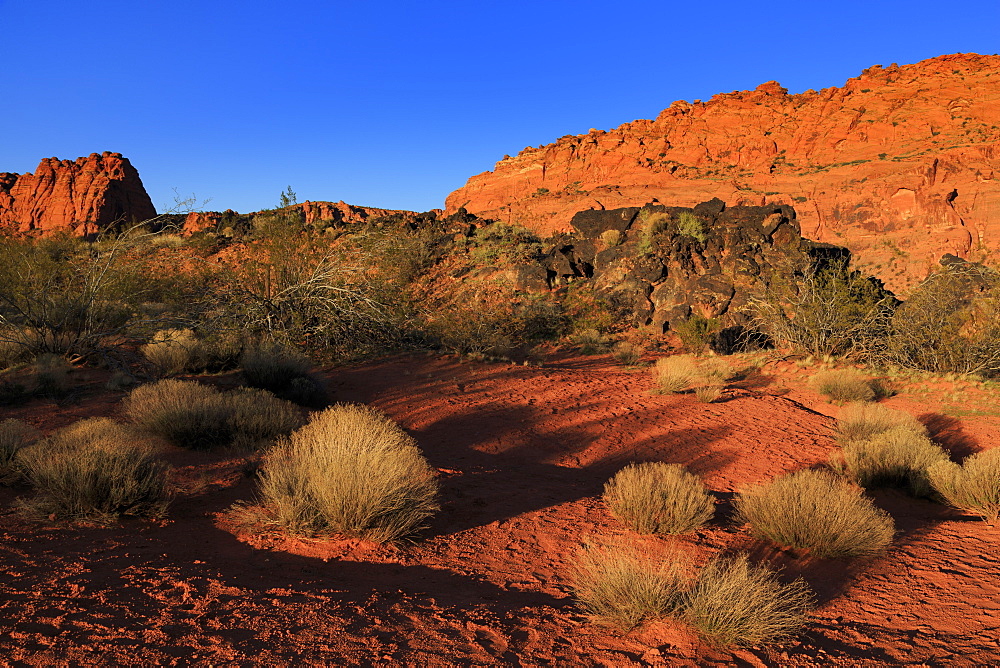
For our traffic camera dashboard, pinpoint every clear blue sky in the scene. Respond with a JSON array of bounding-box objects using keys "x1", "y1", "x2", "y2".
[{"x1": 2, "y1": 0, "x2": 998, "y2": 214}]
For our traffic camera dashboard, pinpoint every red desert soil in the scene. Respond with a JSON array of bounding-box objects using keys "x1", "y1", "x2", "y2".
[{"x1": 2, "y1": 353, "x2": 999, "y2": 666}]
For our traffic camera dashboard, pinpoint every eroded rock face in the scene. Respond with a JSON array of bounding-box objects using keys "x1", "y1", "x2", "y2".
[
  {"x1": 0, "y1": 152, "x2": 156, "y2": 235},
  {"x1": 446, "y1": 53, "x2": 1000, "y2": 293}
]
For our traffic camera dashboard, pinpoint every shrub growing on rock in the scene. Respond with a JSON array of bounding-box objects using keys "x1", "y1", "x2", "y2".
[
  {"x1": 17, "y1": 418, "x2": 170, "y2": 521},
  {"x1": 683, "y1": 553, "x2": 813, "y2": 647},
  {"x1": 929, "y1": 448, "x2": 1000, "y2": 522},
  {"x1": 257, "y1": 403, "x2": 439, "y2": 543},
  {"x1": 735, "y1": 469, "x2": 894, "y2": 558},
  {"x1": 603, "y1": 462, "x2": 714, "y2": 535}
]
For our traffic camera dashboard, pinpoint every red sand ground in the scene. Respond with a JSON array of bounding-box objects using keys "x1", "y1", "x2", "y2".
[{"x1": 1, "y1": 353, "x2": 999, "y2": 666}]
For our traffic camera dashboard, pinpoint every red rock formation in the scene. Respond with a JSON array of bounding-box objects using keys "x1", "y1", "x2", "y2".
[
  {"x1": 180, "y1": 200, "x2": 424, "y2": 234},
  {"x1": 446, "y1": 53, "x2": 1000, "y2": 293},
  {"x1": 0, "y1": 152, "x2": 156, "y2": 236}
]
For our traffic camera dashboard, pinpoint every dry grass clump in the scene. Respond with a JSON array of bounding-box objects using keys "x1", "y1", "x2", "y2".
[
  {"x1": 652, "y1": 355, "x2": 699, "y2": 393},
  {"x1": 683, "y1": 553, "x2": 813, "y2": 647},
  {"x1": 0, "y1": 419, "x2": 37, "y2": 483},
  {"x1": 835, "y1": 402, "x2": 926, "y2": 444},
  {"x1": 929, "y1": 448, "x2": 1000, "y2": 522},
  {"x1": 809, "y1": 368, "x2": 877, "y2": 403},
  {"x1": 32, "y1": 353, "x2": 71, "y2": 399},
  {"x1": 694, "y1": 384, "x2": 723, "y2": 403},
  {"x1": 123, "y1": 379, "x2": 302, "y2": 450},
  {"x1": 257, "y1": 403, "x2": 439, "y2": 543},
  {"x1": 241, "y1": 344, "x2": 328, "y2": 407},
  {"x1": 600, "y1": 229, "x2": 624, "y2": 247},
  {"x1": 604, "y1": 462, "x2": 715, "y2": 535},
  {"x1": 833, "y1": 426, "x2": 949, "y2": 496},
  {"x1": 570, "y1": 538, "x2": 688, "y2": 629},
  {"x1": 611, "y1": 341, "x2": 642, "y2": 366},
  {"x1": 17, "y1": 418, "x2": 170, "y2": 521},
  {"x1": 142, "y1": 328, "x2": 202, "y2": 376},
  {"x1": 735, "y1": 469, "x2": 894, "y2": 558}
]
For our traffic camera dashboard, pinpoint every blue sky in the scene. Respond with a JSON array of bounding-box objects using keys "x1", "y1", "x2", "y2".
[{"x1": 2, "y1": 0, "x2": 998, "y2": 214}]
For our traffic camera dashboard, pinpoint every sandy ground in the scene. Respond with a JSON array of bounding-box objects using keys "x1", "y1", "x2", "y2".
[{"x1": 1, "y1": 352, "x2": 999, "y2": 666}]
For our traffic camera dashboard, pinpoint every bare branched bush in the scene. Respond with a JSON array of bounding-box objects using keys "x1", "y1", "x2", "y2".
[
  {"x1": 257, "y1": 403, "x2": 439, "y2": 542},
  {"x1": 124, "y1": 379, "x2": 301, "y2": 450},
  {"x1": 17, "y1": 418, "x2": 170, "y2": 521},
  {"x1": 835, "y1": 403, "x2": 926, "y2": 444},
  {"x1": 683, "y1": 553, "x2": 813, "y2": 647},
  {"x1": 735, "y1": 469, "x2": 894, "y2": 558},
  {"x1": 0, "y1": 419, "x2": 37, "y2": 483},
  {"x1": 929, "y1": 448, "x2": 1000, "y2": 522},
  {"x1": 570, "y1": 538, "x2": 689, "y2": 629},
  {"x1": 809, "y1": 369, "x2": 877, "y2": 403},
  {"x1": 604, "y1": 462, "x2": 715, "y2": 535},
  {"x1": 832, "y1": 426, "x2": 949, "y2": 496}
]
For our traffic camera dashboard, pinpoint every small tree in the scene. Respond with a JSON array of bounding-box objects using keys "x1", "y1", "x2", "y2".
[{"x1": 279, "y1": 186, "x2": 298, "y2": 208}]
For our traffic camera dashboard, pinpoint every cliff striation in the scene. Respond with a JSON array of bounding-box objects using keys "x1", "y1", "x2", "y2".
[
  {"x1": 446, "y1": 54, "x2": 1000, "y2": 293},
  {"x1": 0, "y1": 152, "x2": 156, "y2": 236}
]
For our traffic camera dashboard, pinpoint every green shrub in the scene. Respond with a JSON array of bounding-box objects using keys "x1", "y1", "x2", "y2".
[
  {"x1": 833, "y1": 426, "x2": 949, "y2": 496},
  {"x1": 809, "y1": 369, "x2": 877, "y2": 403},
  {"x1": 683, "y1": 554, "x2": 813, "y2": 647},
  {"x1": 123, "y1": 379, "x2": 302, "y2": 450},
  {"x1": 604, "y1": 462, "x2": 715, "y2": 535},
  {"x1": 256, "y1": 403, "x2": 439, "y2": 542},
  {"x1": 0, "y1": 419, "x2": 36, "y2": 483},
  {"x1": 677, "y1": 212, "x2": 707, "y2": 244},
  {"x1": 929, "y1": 448, "x2": 1000, "y2": 522},
  {"x1": 17, "y1": 418, "x2": 170, "y2": 521},
  {"x1": 570, "y1": 538, "x2": 688, "y2": 629},
  {"x1": 674, "y1": 316, "x2": 721, "y2": 354},
  {"x1": 735, "y1": 469, "x2": 894, "y2": 558},
  {"x1": 835, "y1": 402, "x2": 926, "y2": 444},
  {"x1": 240, "y1": 344, "x2": 328, "y2": 407}
]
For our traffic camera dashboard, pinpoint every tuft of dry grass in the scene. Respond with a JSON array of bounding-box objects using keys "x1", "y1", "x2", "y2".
[
  {"x1": 683, "y1": 553, "x2": 813, "y2": 647},
  {"x1": 142, "y1": 328, "x2": 202, "y2": 376},
  {"x1": 0, "y1": 418, "x2": 37, "y2": 483},
  {"x1": 600, "y1": 229, "x2": 624, "y2": 247},
  {"x1": 256, "y1": 403, "x2": 439, "y2": 543},
  {"x1": 652, "y1": 355, "x2": 699, "y2": 393},
  {"x1": 241, "y1": 344, "x2": 328, "y2": 407},
  {"x1": 833, "y1": 426, "x2": 949, "y2": 496},
  {"x1": 123, "y1": 379, "x2": 302, "y2": 451},
  {"x1": 809, "y1": 369, "x2": 877, "y2": 403},
  {"x1": 611, "y1": 341, "x2": 642, "y2": 366},
  {"x1": 17, "y1": 418, "x2": 170, "y2": 521},
  {"x1": 694, "y1": 384, "x2": 723, "y2": 403},
  {"x1": 836, "y1": 402, "x2": 926, "y2": 444},
  {"x1": 929, "y1": 448, "x2": 1000, "y2": 522},
  {"x1": 735, "y1": 469, "x2": 894, "y2": 558},
  {"x1": 570, "y1": 537, "x2": 689, "y2": 630},
  {"x1": 603, "y1": 462, "x2": 714, "y2": 535}
]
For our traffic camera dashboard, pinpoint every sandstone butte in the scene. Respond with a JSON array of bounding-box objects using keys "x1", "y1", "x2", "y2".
[
  {"x1": 445, "y1": 53, "x2": 1000, "y2": 293},
  {"x1": 0, "y1": 152, "x2": 156, "y2": 236}
]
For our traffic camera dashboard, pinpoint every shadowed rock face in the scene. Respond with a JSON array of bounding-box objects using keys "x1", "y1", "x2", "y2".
[
  {"x1": 0, "y1": 152, "x2": 156, "y2": 236},
  {"x1": 445, "y1": 53, "x2": 1000, "y2": 294},
  {"x1": 540, "y1": 198, "x2": 865, "y2": 337}
]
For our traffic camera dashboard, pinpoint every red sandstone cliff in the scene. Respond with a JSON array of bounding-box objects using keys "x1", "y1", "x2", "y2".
[
  {"x1": 0, "y1": 152, "x2": 156, "y2": 235},
  {"x1": 446, "y1": 53, "x2": 1000, "y2": 293},
  {"x1": 180, "y1": 200, "x2": 422, "y2": 233}
]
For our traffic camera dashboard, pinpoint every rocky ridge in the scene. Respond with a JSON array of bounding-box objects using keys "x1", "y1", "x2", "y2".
[
  {"x1": 445, "y1": 53, "x2": 1000, "y2": 293},
  {"x1": 0, "y1": 152, "x2": 156, "y2": 236}
]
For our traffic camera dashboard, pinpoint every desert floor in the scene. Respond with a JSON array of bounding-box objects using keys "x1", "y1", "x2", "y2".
[{"x1": 2, "y1": 351, "x2": 999, "y2": 666}]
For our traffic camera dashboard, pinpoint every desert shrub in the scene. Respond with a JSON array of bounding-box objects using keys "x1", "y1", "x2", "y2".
[
  {"x1": 809, "y1": 368, "x2": 877, "y2": 403},
  {"x1": 0, "y1": 419, "x2": 37, "y2": 483},
  {"x1": 600, "y1": 229, "x2": 624, "y2": 247},
  {"x1": 466, "y1": 223, "x2": 544, "y2": 265},
  {"x1": 694, "y1": 384, "x2": 723, "y2": 403},
  {"x1": 881, "y1": 262, "x2": 1000, "y2": 375},
  {"x1": 682, "y1": 553, "x2": 813, "y2": 647},
  {"x1": 833, "y1": 426, "x2": 949, "y2": 496},
  {"x1": 677, "y1": 212, "x2": 707, "y2": 244},
  {"x1": 604, "y1": 462, "x2": 714, "y2": 535},
  {"x1": 257, "y1": 403, "x2": 439, "y2": 542},
  {"x1": 31, "y1": 353, "x2": 71, "y2": 399},
  {"x1": 674, "y1": 315, "x2": 721, "y2": 354},
  {"x1": 570, "y1": 538, "x2": 688, "y2": 629},
  {"x1": 835, "y1": 402, "x2": 926, "y2": 444},
  {"x1": 573, "y1": 328, "x2": 609, "y2": 355},
  {"x1": 928, "y1": 448, "x2": 1000, "y2": 522},
  {"x1": 141, "y1": 328, "x2": 203, "y2": 376},
  {"x1": 123, "y1": 379, "x2": 302, "y2": 450},
  {"x1": 748, "y1": 260, "x2": 895, "y2": 359},
  {"x1": 637, "y1": 209, "x2": 670, "y2": 255},
  {"x1": 240, "y1": 344, "x2": 328, "y2": 407},
  {"x1": 734, "y1": 469, "x2": 894, "y2": 558},
  {"x1": 611, "y1": 341, "x2": 642, "y2": 366},
  {"x1": 0, "y1": 336, "x2": 30, "y2": 369},
  {"x1": 17, "y1": 418, "x2": 170, "y2": 520},
  {"x1": 652, "y1": 355, "x2": 699, "y2": 393}
]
